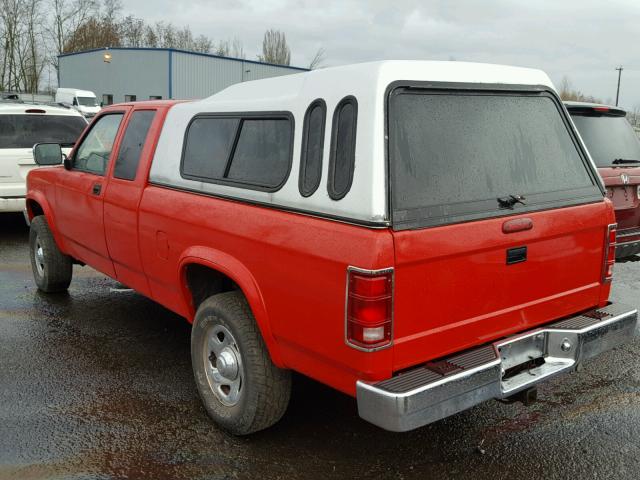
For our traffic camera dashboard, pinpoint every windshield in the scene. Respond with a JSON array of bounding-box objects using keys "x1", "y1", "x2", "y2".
[
  {"x1": 77, "y1": 96, "x2": 98, "y2": 107},
  {"x1": 570, "y1": 114, "x2": 640, "y2": 167},
  {"x1": 0, "y1": 114, "x2": 87, "y2": 148},
  {"x1": 389, "y1": 90, "x2": 601, "y2": 229}
]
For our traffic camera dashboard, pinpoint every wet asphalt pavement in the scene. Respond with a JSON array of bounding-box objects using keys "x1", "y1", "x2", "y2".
[{"x1": 1, "y1": 212, "x2": 640, "y2": 480}]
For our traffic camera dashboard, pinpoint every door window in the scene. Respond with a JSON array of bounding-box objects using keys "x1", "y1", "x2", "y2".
[
  {"x1": 113, "y1": 110, "x2": 156, "y2": 180},
  {"x1": 73, "y1": 113, "x2": 124, "y2": 175}
]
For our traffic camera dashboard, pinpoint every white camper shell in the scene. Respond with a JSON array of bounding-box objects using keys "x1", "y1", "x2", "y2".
[{"x1": 150, "y1": 60, "x2": 566, "y2": 225}]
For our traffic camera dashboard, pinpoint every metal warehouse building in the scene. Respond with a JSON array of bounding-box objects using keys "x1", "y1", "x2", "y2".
[{"x1": 58, "y1": 47, "x2": 308, "y2": 105}]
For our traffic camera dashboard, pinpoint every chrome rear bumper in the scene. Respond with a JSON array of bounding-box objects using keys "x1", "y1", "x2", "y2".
[{"x1": 357, "y1": 303, "x2": 638, "y2": 432}]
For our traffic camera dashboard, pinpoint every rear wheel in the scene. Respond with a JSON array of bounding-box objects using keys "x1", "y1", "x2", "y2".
[
  {"x1": 191, "y1": 291, "x2": 291, "y2": 435},
  {"x1": 29, "y1": 215, "x2": 72, "y2": 293}
]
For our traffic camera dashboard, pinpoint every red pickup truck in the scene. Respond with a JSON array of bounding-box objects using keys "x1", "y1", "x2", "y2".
[{"x1": 26, "y1": 61, "x2": 637, "y2": 435}]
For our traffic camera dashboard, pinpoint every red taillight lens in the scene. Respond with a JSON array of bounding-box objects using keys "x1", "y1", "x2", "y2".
[
  {"x1": 602, "y1": 224, "x2": 617, "y2": 283},
  {"x1": 346, "y1": 268, "x2": 393, "y2": 350}
]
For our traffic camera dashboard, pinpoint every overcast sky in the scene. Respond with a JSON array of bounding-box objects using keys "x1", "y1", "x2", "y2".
[{"x1": 121, "y1": 0, "x2": 640, "y2": 109}]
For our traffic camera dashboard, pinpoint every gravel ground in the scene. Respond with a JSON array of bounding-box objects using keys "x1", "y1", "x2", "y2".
[{"x1": 1, "y1": 212, "x2": 640, "y2": 480}]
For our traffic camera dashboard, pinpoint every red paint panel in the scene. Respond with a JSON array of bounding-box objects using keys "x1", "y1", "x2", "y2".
[
  {"x1": 138, "y1": 186, "x2": 395, "y2": 395},
  {"x1": 391, "y1": 202, "x2": 613, "y2": 371},
  {"x1": 103, "y1": 106, "x2": 169, "y2": 295}
]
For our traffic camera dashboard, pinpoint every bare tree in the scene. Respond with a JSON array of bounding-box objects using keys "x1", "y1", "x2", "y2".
[
  {"x1": 216, "y1": 37, "x2": 244, "y2": 58},
  {"x1": 231, "y1": 37, "x2": 244, "y2": 59},
  {"x1": 0, "y1": 0, "x2": 23, "y2": 90},
  {"x1": 143, "y1": 23, "x2": 158, "y2": 47},
  {"x1": 63, "y1": 16, "x2": 121, "y2": 52},
  {"x1": 153, "y1": 21, "x2": 176, "y2": 48},
  {"x1": 19, "y1": 0, "x2": 46, "y2": 92},
  {"x1": 48, "y1": 0, "x2": 99, "y2": 69},
  {"x1": 175, "y1": 25, "x2": 193, "y2": 50},
  {"x1": 0, "y1": 0, "x2": 260, "y2": 92},
  {"x1": 308, "y1": 47, "x2": 325, "y2": 70},
  {"x1": 630, "y1": 105, "x2": 640, "y2": 128},
  {"x1": 193, "y1": 34, "x2": 212, "y2": 53},
  {"x1": 101, "y1": 0, "x2": 120, "y2": 24},
  {"x1": 215, "y1": 39, "x2": 229, "y2": 56},
  {"x1": 558, "y1": 75, "x2": 602, "y2": 103},
  {"x1": 258, "y1": 29, "x2": 290, "y2": 66},
  {"x1": 120, "y1": 15, "x2": 145, "y2": 47}
]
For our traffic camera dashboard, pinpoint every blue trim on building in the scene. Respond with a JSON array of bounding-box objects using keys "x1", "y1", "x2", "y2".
[
  {"x1": 168, "y1": 50, "x2": 173, "y2": 99},
  {"x1": 58, "y1": 47, "x2": 309, "y2": 72}
]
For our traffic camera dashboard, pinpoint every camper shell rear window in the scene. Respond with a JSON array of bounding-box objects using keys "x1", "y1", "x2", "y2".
[{"x1": 388, "y1": 84, "x2": 603, "y2": 230}]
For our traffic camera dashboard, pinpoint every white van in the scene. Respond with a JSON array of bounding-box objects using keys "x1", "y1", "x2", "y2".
[
  {"x1": 0, "y1": 103, "x2": 87, "y2": 215},
  {"x1": 55, "y1": 88, "x2": 101, "y2": 118}
]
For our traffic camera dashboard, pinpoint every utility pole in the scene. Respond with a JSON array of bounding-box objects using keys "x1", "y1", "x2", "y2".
[{"x1": 615, "y1": 66, "x2": 623, "y2": 106}]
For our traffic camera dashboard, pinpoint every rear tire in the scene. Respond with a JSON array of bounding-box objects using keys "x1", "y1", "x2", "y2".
[
  {"x1": 29, "y1": 215, "x2": 72, "y2": 293},
  {"x1": 191, "y1": 291, "x2": 291, "y2": 435}
]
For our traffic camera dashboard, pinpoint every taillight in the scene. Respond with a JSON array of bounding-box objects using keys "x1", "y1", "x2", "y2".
[
  {"x1": 602, "y1": 224, "x2": 617, "y2": 283},
  {"x1": 345, "y1": 267, "x2": 393, "y2": 351}
]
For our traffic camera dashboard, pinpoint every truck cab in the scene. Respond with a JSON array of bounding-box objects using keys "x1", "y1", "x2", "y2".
[{"x1": 26, "y1": 62, "x2": 637, "y2": 435}]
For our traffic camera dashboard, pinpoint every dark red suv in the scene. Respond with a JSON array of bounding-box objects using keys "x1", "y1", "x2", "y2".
[{"x1": 566, "y1": 101, "x2": 640, "y2": 258}]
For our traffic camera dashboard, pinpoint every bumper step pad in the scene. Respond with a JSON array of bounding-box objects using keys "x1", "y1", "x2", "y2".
[{"x1": 357, "y1": 303, "x2": 638, "y2": 431}]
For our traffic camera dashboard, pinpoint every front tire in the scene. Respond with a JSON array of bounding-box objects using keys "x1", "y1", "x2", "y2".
[
  {"x1": 191, "y1": 291, "x2": 291, "y2": 435},
  {"x1": 29, "y1": 215, "x2": 72, "y2": 293}
]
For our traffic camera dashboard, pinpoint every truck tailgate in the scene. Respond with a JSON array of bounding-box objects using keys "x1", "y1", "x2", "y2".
[{"x1": 391, "y1": 201, "x2": 611, "y2": 371}]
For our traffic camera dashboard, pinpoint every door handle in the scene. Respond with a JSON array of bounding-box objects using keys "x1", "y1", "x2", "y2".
[
  {"x1": 92, "y1": 183, "x2": 102, "y2": 195},
  {"x1": 506, "y1": 246, "x2": 527, "y2": 265}
]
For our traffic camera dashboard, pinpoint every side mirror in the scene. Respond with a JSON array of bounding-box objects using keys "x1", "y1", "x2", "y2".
[
  {"x1": 63, "y1": 156, "x2": 73, "y2": 170},
  {"x1": 32, "y1": 143, "x2": 63, "y2": 166}
]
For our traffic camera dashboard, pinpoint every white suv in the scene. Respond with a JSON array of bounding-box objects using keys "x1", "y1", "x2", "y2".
[{"x1": 0, "y1": 103, "x2": 87, "y2": 216}]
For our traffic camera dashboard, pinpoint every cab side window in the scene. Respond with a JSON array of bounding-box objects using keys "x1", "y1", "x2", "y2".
[
  {"x1": 73, "y1": 113, "x2": 124, "y2": 175},
  {"x1": 113, "y1": 110, "x2": 156, "y2": 181}
]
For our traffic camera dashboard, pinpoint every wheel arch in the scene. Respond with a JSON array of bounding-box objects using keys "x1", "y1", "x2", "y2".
[
  {"x1": 25, "y1": 192, "x2": 67, "y2": 253},
  {"x1": 178, "y1": 246, "x2": 285, "y2": 367}
]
